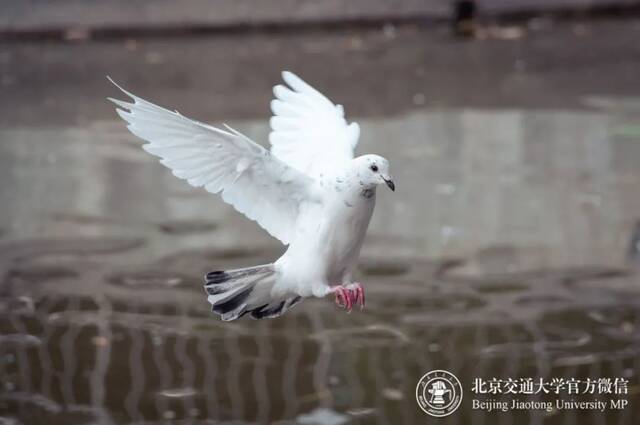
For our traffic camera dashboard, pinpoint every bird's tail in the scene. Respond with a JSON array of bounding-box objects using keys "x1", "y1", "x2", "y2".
[{"x1": 204, "y1": 264, "x2": 302, "y2": 321}]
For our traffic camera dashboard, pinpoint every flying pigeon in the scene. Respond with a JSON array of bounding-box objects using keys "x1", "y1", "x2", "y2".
[{"x1": 108, "y1": 71, "x2": 395, "y2": 321}]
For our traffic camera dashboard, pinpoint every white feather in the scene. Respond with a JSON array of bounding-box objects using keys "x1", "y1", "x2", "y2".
[
  {"x1": 269, "y1": 71, "x2": 360, "y2": 177},
  {"x1": 107, "y1": 77, "x2": 313, "y2": 245}
]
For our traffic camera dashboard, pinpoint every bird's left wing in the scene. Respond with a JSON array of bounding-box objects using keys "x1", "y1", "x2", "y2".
[{"x1": 108, "y1": 79, "x2": 314, "y2": 245}]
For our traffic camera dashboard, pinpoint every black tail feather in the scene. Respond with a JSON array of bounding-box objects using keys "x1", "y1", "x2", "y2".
[
  {"x1": 250, "y1": 301, "x2": 284, "y2": 319},
  {"x1": 205, "y1": 265, "x2": 270, "y2": 285},
  {"x1": 205, "y1": 270, "x2": 229, "y2": 284},
  {"x1": 250, "y1": 296, "x2": 302, "y2": 320},
  {"x1": 212, "y1": 286, "x2": 254, "y2": 315},
  {"x1": 203, "y1": 264, "x2": 302, "y2": 321}
]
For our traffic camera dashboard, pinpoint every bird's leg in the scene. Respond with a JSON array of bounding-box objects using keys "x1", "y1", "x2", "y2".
[
  {"x1": 330, "y1": 286, "x2": 352, "y2": 311},
  {"x1": 346, "y1": 282, "x2": 365, "y2": 310}
]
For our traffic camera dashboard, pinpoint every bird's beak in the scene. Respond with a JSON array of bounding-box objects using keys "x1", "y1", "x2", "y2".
[{"x1": 383, "y1": 176, "x2": 395, "y2": 191}]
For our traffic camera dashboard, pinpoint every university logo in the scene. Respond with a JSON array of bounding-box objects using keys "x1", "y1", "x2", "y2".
[{"x1": 416, "y1": 370, "x2": 463, "y2": 417}]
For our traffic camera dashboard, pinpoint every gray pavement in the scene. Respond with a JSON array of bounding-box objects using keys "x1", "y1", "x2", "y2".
[
  {"x1": 1, "y1": 18, "x2": 640, "y2": 128},
  {"x1": 2, "y1": 0, "x2": 639, "y2": 33}
]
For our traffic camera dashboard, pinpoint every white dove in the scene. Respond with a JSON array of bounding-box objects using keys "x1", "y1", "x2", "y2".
[{"x1": 109, "y1": 71, "x2": 395, "y2": 321}]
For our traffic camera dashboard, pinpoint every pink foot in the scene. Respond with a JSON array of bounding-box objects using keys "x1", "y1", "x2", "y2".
[
  {"x1": 330, "y1": 286, "x2": 352, "y2": 310},
  {"x1": 347, "y1": 282, "x2": 365, "y2": 310},
  {"x1": 330, "y1": 283, "x2": 365, "y2": 312}
]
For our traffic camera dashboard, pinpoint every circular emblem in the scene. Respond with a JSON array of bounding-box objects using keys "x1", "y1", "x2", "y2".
[{"x1": 416, "y1": 370, "x2": 463, "y2": 417}]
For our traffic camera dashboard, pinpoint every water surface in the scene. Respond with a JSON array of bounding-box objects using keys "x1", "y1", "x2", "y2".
[{"x1": 1, "y1": 104, "x2": 640, "y2": 424}]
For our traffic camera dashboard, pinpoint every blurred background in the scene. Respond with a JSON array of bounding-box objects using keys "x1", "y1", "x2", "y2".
[{"x1": 1, "y1": 1, "x2": 640, "y2": 424}]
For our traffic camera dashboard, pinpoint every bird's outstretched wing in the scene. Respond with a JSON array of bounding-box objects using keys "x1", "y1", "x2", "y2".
[
  {"x1": 108, "y1": 78, "x2": 313, "y2": 245},
  {"x1": 269, "y1": 71, "x2": 360, "y2": 177}
]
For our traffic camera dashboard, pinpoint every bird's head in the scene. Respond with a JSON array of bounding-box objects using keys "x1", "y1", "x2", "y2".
[{"x1": 352, "y1": 154, "x2": 395, "y2": 191}]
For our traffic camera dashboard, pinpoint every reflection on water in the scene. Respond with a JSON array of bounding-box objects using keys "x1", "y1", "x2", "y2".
[{"x1": 1, "y1": 106, "x2": 640, "y2": 424}]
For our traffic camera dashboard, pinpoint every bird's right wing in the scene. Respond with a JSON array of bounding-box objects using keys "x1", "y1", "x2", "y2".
[
  {"x1": 269, "y1": 71, "x2": 360, "y2": 177},
  {"x1": 108, "y1": 79, "x2": 314, "y2": 245}
]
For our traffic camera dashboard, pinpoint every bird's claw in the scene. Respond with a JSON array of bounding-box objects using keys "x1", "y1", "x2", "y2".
[
  {"x1": 352, "y1": 282, "x2": 365, "y2": 310},
  {"x1": 331, "y1": 283, "x2": 365, "y2": 312},
  {"x1": 332, "y1": 286, "x2": 351, "y2": 310}
]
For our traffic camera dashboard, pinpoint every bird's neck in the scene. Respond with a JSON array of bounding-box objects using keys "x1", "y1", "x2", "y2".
[
  {"x1": 325, "y1": 167, "x2": 377, "y2": 200},
  {"x1": 339, "y1": 172, "x2": 377, "y2": 201}
]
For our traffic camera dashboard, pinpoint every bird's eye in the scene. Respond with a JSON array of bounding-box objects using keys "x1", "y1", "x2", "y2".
[{"x1": 370, "y1": 164, "x2": 378, "y2": 172}]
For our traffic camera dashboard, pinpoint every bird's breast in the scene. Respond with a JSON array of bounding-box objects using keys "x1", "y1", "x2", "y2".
[
  {"x1": 318, "y1": 193, "x2": 375, "y2": 279},
  {"x1": 282, "y1": 188, "x2": 376, "y2": 286}
]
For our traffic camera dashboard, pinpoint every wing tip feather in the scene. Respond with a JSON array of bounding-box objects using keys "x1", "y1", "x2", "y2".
[
  {"x1": 106, "y1": 76, "x2": 136, "y2": 100},
  {"x1": 114, "y1": 107, "x2": 133, "y2": 123},
  {"x1": 281, "y1": 71, "x2": 302, "y2": 89},
  {"x1": 281, "y1": 70, "x2": 294, "y2": 81}
]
